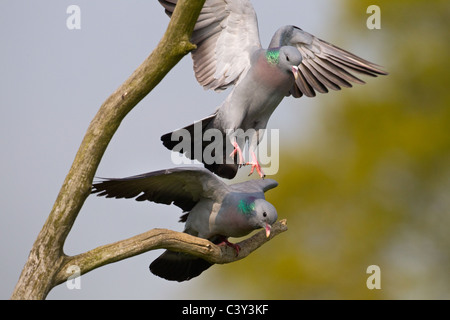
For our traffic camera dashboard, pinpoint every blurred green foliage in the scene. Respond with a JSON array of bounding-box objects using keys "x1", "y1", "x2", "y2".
[{"x1": 206, "y1": 0, "x2": 450, "y2": 299}]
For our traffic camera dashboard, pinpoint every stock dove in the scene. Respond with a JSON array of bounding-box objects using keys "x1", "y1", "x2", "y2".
[
  {"x1": 91, "y1": 166, "x2": 278, "y2": 281},
  {"x1": 159, "y1": 0, "x2": 387, "y2": 179}
]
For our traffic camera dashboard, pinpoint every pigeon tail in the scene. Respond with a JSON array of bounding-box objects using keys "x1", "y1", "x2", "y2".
[
  {"x1": 161, "y1": 114, "x2": 239, "y2": 179},
  {"x1": 149, "y1": 250, "x2": 213, "y2": 282}
]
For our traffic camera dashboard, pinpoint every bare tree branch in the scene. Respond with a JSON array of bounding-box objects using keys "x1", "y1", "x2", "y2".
[
  {"x1": 11, "y1": 0, "x2": 206, "y2": 300},
  {"x1": 11, "y1": 0, "x2": 286, "y2": 299},
  {"x1": 53, "y1": 219, "x2": 288, "y2": 286}
]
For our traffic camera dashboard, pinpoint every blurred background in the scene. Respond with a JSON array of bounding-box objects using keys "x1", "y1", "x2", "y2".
[{"x1": 1, "y1": 0, "x2": 449, "y2": 299}]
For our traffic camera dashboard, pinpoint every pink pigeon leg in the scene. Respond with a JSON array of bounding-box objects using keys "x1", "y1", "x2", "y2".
[
  {"x1": 246, "y1": 150, "x2": 265, "y2": 178},
  {"x1": 229, "y1": 139, "x2": 245, "y2": 165},
  {"x1": 217, "y1": 238, "x2": 241, "y2": 256}
]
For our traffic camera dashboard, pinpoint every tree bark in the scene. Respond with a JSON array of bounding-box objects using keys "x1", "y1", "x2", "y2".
[
  {"x1": 11, "y1": 0, "x2": 205, "y2": 300},
  {"x1": 11, "y1": 0, "x2": 287, "y2": 299},
  {"x1": 52, "y1": 219, "x2": 288, "y2": 287}
]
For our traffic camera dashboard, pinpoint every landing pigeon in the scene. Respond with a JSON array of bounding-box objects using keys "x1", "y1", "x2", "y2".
[
  {"x1": 159, "y1": 0, "x2": 388, "y2": 179},
  {"x1": 91, "y1": 166, "x2": 278, "y2": 282}
]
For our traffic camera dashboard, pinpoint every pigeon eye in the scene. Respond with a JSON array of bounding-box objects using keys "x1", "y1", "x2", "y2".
[
  {"x1": 263, "y1": 212, "x2": 267, "y2": 217},
  {"x1": 286, "y1": 56, "x2": 290, "y2": 62}
]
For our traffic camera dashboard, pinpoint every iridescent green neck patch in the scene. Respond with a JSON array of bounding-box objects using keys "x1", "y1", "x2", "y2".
[
  {"x1": 266, "y1": 48, "x2": 280, "y2": 65},
  {"x1": 238, "y1": 199, "x2": 256, "y2": 215}
]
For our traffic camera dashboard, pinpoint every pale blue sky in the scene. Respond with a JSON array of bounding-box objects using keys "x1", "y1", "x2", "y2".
[{"x1": 1, "y1": 1, "x2": 384, "y2": 299}]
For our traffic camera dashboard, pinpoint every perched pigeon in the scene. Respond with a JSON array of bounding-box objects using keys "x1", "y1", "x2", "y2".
[
  {"x1": 159, "y1": 0, "x2": 388, "y2": 179},
  {"x1": 91, "y1": 167, "x2": 278, "y2": 282}
]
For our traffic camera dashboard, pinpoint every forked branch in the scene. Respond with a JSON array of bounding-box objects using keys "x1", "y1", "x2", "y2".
[
  {"x1": 11, "y1": 0, "x2": 206, "y2": 300},
  {"x1": 11, "y1": 0, "x2": 286, "y2": 299}
]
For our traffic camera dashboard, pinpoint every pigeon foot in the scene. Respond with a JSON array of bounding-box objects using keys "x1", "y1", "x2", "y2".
[
  {"x1": 245, "y1": 150, "x2": 265, "y2": 178},
  {"x1": 229, "y1": 140, "x2": 245, "y2": 166},
  {"x1": 218, "y1": 238, "x2": 241, "y2": 256},
  {"x1": 246, "y1": 161, "x2": 266, "y2": 178}
]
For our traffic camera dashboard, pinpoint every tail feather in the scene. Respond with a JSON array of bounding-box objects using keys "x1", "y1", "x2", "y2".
[
  {"x1": 161, "y1": 114, "x2": 239, "y2": 179},
  {"x1": 149, "y1": 250, "x2": 213, "y2": 282},
  {"x1": 161, "y1": 114, "x2": 215, "y2": 152}
]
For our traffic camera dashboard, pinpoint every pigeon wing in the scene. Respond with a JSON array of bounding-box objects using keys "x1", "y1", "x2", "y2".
[
  {"x1": 159, "y1": 0, "x2": 262, "y2": 91},
  {"x1": 92, "y1": 167, "x2": 230, "y2": 212},
  {"x1": 229, "y1": 178, "x2": 278, "y2": 194},
  {"x1": 269, "y1": 26, "x2": 388, "y2": 98}
]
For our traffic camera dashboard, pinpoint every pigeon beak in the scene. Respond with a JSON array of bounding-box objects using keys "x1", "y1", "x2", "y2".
[
  {"x1": 265, "y1": 223, "x2": 272, "y2": 238},
  {"x1": 292, "y1": 65, "x2": 299, "y2": 81}
]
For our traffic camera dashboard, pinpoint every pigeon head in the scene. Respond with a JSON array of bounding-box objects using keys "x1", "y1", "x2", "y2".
[
  {"x1": 238, "y1": 197, "x2": 278, "y2": 237},
  {"x1": 266, "y1": 46, "x2": 302, "y2": 80},
  {"x1": 265, "y1": 48, "x2": 281, "y2": 65},
  {"x1": 280, "y1": 46, "x2": 302, "y2": 80}
]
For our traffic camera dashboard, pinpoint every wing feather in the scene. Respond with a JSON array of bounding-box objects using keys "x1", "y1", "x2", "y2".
[
  {"x1": 270, "y1": 26, "x2": 388, "y2": 98},
  {"x1": 159, "y1": 0, "x2": 262, "y2": 91},
  {"x1": 92, "y1": 167, "x2": 230, "y2": 212},
  {"x1": 230, "y1": 179, "x2": 278, "y2": 194}
]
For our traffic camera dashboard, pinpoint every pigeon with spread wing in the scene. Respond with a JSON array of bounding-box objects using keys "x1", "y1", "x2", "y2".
[
  {"x1": 92, "y1": 167, "x2": 278, "y2": 281},
  {"x1": 159, "y1": 0, "x2": 387, "y2": 179}
]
